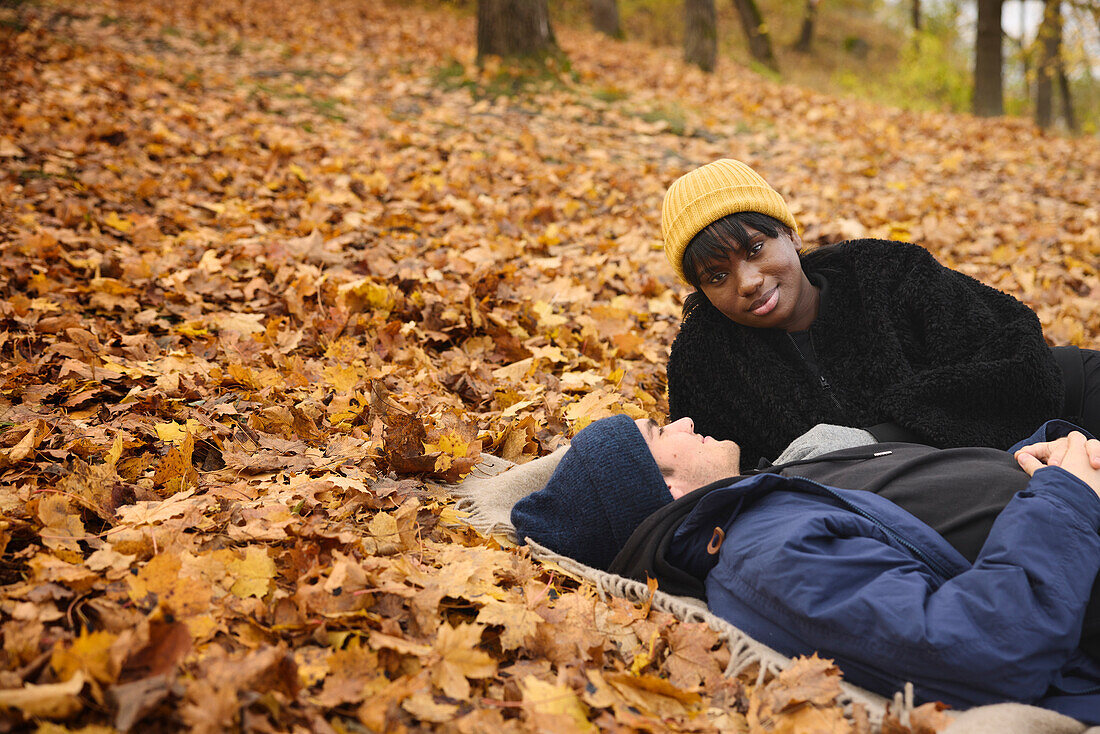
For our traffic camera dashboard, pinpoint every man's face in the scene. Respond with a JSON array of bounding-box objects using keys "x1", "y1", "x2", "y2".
[{"x1": 635, "y1": 417, "x2": 741, "y2": 499}]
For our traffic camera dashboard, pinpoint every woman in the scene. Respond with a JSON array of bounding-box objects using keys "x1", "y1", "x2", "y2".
[{"x1": 662, "y1": 158, "x2": 1100, "y2": 469}]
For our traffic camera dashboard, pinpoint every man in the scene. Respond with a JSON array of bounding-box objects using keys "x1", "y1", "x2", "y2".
[{"x1": 510, "y1": 415, "x2": 1100, "y2": 723}]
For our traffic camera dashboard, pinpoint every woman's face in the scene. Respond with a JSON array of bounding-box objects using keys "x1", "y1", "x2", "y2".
[{"x1": 694, "y1": 224, "x2": 818, "y2": 332}]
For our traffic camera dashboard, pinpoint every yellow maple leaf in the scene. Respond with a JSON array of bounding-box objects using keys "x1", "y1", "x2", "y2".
[
  {"x1": 227, "y1": 363, "x2": 262, "y2": 389},
  {"x1": 531, "y1": 300, "x2": 568, "y2": 328},
  {"x1": 105, "y1": 432, "x2": 124, "y2": 468},
  {"x1": 537, "y1": 223, "x2": 562, "y2": 247},
  {"x1": 603, "y1": 671, "x2": 702, "y2": 716},
  {"x1": 323, "y1": 364, "x2": 363, "y2": 393},
  {"x1": 364, "y1": 511, "x2": 401, "y2": 556},
  {"x1": 175, "y1": 322, "x2": 211, "y2": 338},
  {"x1": 37, "y1": 494, "x2": 84, "y2": 555},
  {"x1": 422, "y1": 432, "x2": 468, "y2": 459},
  {"x1": 288, "y1": 163, "x2": 308, "y2": 181},
  {"x1": 228, "y1": 546, "x2": 276, "y2": 599},
  {"x1": 476, "y1": 600, "x2": 540, "y2": 651},
  {"x1": 28, "y1": 554, "x2": 98, "y2": 593},
  {"x1": 128, "y1": 552, "x2": 182, "y2": 601},
  {"x1": 368, "y1": 630, "x2": 431, "y2": 657},
  {"x1": 338, "y1": 278, "x2": 394, "y2": 314},
  {"x1": 629, "y1": 627, "x2": 660, "y2": 675},
  {"x1": 356, "y1": 170, "x2": 389, "y2": 194},
  {"x1": 0, "y1": 137, "x2": 25, "y2": 157},
  {"x1": 102, "y1": 211, "x2": 133, "y2": 233},
  {"x1": 887, "y1": 221, "x2": 912, "y2": 242},
  {"x1": 401, "y1": 691, "x2": 459, "y2": 723},
  {"x1": 116, "y1": 490, "x2": 202, "y2": 528},
  {"x1": 492, "y1": 358, "x2": 536, "y2": 383},
  {"x1": 518, "y1": 676, "x2": 595, "y2": 732},
  {"x1": 559, "y1": 369, "x2": 604, "y2": 392},
  {"x1": 155, "y1": 420, "x2": 203, "y2": 444},
  {"x1": 211, "y1": 311, "x2": 266, "y2": 335},
  {"x1": 562, "y1": 390, "x2": 621, "y2": 431},
  {"x1": 50, "y1": 629, "x2": 118, "y2": 685},
  {"x1": 429, "y1": 622, "x2": 496, "y2": 699}
]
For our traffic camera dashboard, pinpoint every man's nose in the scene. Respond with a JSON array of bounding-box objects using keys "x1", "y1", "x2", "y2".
[{"x1": 668, "y1": 417, "x2": 694, "y2": 433}]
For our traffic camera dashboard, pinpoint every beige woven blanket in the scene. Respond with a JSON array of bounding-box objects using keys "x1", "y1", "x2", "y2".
[{"x1": 447, "y1": 451, "x2": 1093, "y2": 734}]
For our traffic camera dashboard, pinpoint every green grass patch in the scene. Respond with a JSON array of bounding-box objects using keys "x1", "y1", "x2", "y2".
[
  {"x1": 244, "y1": 80, "x2": 347, "y2": 121},
  {"x1": 747, "y1": 60, "x2": 783, "y2": 83},
  {"x1": 431, "y1": 52, "x2": 576, "y2": 100},
  {"x1": 309, "y1": 97, "x2": 346, "y2": 121},
  {"x1": 638, "y1": 105, "x2": 688, "y2": 136},
  {"x1": 836, "y1": 31, "x2": 969, "y2": 114},
  {"x1": 592, "y1": 86, "x2": 628, "y2": 103},
  {"x1": 180, "y1": 71, "x2": 203, "y2": 89}
]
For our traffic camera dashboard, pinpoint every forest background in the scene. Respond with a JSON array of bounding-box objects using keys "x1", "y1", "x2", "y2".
[
  {"x1": 522, "y1": 0, "x2": 1100, "y2": 133},
  {"x1": 0, "y1": 0, "x2": 1098, "y2": 731}
]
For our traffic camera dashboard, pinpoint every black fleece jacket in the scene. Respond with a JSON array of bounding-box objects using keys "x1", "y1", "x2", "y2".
[{"x1": 667, "y1": 239, "x2": 1065, "y2": 469}]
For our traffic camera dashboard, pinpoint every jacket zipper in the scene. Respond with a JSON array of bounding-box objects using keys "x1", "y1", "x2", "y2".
[
  {"x1": 790, "y1": 333, "x2": 845, "y2": 413},
  {"x1": 795, "y1": 476, "x2": 954, "y2": 579}
]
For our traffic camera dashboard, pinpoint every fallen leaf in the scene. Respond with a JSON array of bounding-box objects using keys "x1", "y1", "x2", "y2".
[
  {"x1": 519, "y1": 675, "x2": 595, "y2": 732},
  {"x1": 228, "y1": 547, "x2": 277, "y2": 599},
  {"x1": 0, "y1": 671, "x2": 85, "y2": 718},
  {"x1": 428, "y1": 622, "x2": 496, "y2": 699}
]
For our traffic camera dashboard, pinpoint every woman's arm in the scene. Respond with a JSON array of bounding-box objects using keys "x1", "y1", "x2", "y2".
[{"x1": 879, "y1": 244, "x2": 1064, "y2": 448}]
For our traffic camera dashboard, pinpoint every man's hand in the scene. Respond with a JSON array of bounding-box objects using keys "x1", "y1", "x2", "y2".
[
  {"x1": 1016, "y1": 431, "x2": 1100, "y2": 497},
  {"x1": 1086, "y1": 434, "x2": 1100, "y2": 471}
]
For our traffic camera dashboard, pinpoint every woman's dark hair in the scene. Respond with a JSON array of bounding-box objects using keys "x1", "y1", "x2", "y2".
[{"x1": 681, "y1": 211, "x2": 794, "y2": 317}]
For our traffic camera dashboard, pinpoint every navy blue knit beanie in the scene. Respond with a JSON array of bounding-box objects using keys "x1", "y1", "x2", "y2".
[{"x1": 511, "y1": 414, "x2": 672, "y2": 571}]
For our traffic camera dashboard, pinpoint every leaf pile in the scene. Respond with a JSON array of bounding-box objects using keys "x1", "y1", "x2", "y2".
[{"x1": 0, "y1": 0, "x2": 1097, "y2": 731}]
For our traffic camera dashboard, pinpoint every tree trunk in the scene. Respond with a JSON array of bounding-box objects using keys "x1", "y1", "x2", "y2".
[
  {"x1": 793, "y1": 0, "x2": 819, "y2": 53},
  {"x1": 1058, "y1": 64, "x2": 1078, "y2": 132},
  {"x1": 477, "y1": 0, "x2": 557, "y2": 60},
  {"x1": 972, "y1": 0, "x2": 1004, "y2": 116},
  {"x1": 684, "y1": 0, "x2": 717, "y2": 72},
  {"x1": 1034, "y1": 0, "x2": 1060, "y2": 129},
  {"x1": 912, "y1": 0, "x2": 921, "y2": 31},
  {"x1": 730, "y1": 0, "x2": 779, "y2": 71},
  {"x1": 1004, "y1": 31, "x2": 1030, "y2": 103},
  {"x1": 590, "y1": 0, "x2": 622, "y2": 38}
]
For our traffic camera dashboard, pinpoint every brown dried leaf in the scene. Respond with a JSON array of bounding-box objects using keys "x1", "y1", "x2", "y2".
[
  {"x1": 476, "y1": 599, "x2": 541, "y2": 651},
  {"x1": 519, "y1": 675, "x2": 595, "y2": 732},
  {"x1": 0, "y1": 671, "x2": 85, "y2": 719},
  {"x1": 152, "y1": 432, "x2": 199, "y2": 495},
  {"x1": 428, "y1": 622, "x2": 497, "y2": 699},
  {"x1": 664, "y1": 622, "x2": 725, "y2": 688},
  {"x1": 747, "y1": 655, "x2": 848, "y2": 732}
]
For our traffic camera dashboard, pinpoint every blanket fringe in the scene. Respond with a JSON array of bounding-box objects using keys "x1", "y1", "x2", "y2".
[
  {"x1": 523, "y1": 538, "x2": 896, "y2": 727},
  {"x1": 438, "y1": 455, "x2": 908, "y2": 730}
]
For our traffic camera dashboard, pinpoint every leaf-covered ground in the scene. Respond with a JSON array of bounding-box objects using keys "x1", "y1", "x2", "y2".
[{"x1": 0, "y1": 0, "x2": 1097, "y2": 731}]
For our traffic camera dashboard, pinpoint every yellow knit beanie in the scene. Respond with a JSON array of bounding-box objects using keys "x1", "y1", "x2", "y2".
[{"x1": 661, "y1": 159, "x2": 798, "y2": 284}]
